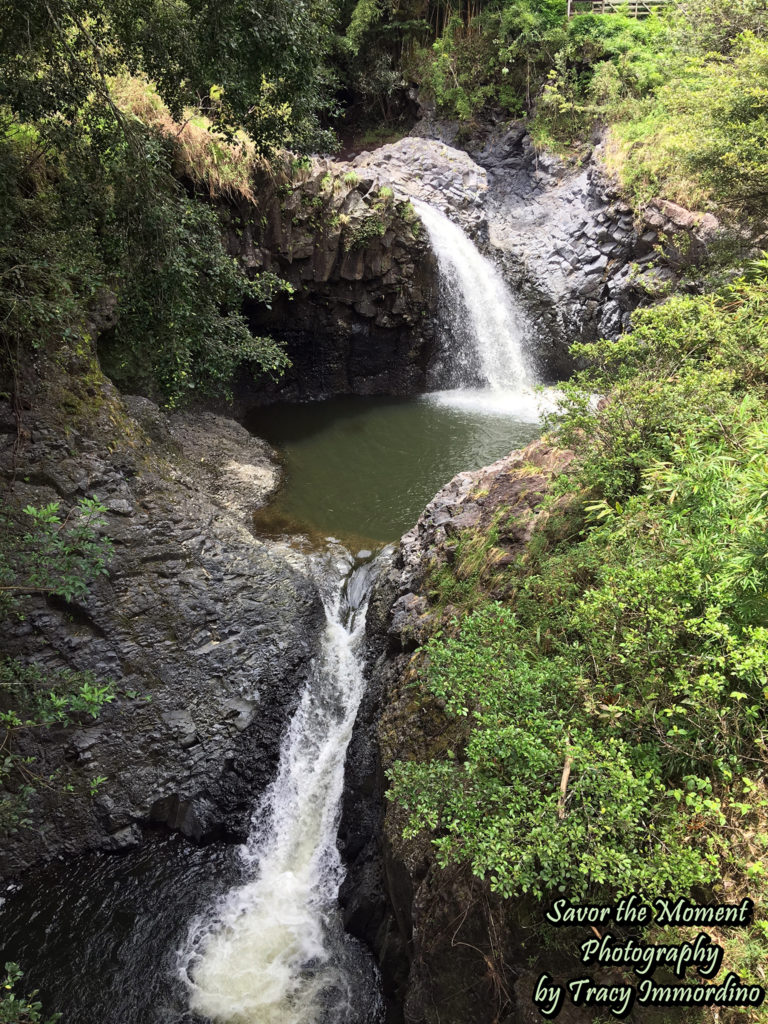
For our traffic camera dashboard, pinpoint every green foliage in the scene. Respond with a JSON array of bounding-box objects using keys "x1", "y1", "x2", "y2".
[
  {"x1": 0, "y1": 0, "x2": 339, "y2": 156},
  {"x1": 415, "y1": 14, "x2": 501, "y2": 121},
  {"x1": 552, "y1": 277, "x2": 768, "y2": 499},
  {"x1": 346, "y1": 0, "x2": 386, "y2": 55},
  {"x1": 0, "y1": 963, "x2": 60, "y2": 1024},
  {"x1": 0, "y1": 128, "x2": 103, "y2": 373},
  {"x1": 403, "y1": 1, "x2": 567, "y2": 121},
  {"x1": 529, "y1": 3, "x2": 768, "y2": 215},
  {"x1": 0, "y1": 113, "x2": 291, "y2": 407},
  {"x1": 0, "y1": 0, "x2": 345, "y2": 408},
  {"x1": 0, "y1": 499, "x2": 113, "y2": 618},
  {"x1": 387, "y1": 274, "x2": 768, "y2": 903},
  {"x1": 389, "y1": 605, "x2": 714, "y2": 900},
  {"x1": 0, "y1": 658, "x2": 116, "y2": 835},
  {"x1": 95, "y1": 162, "x2": 292, "y2": 403},
  {"x1": 338, "y1": 0, "x2": 427, "y2": 123},
  {"x1": 620, "y1": 32, "x2": 768, "y2": 213},
  {"x1": 344, "y1": 213, "x2": 387, "y2": 250},
  {"x1": 0, "y1": 660, "x2": 115, "y2": 731},
  {"x1": 396, "y1": 1, "x2": 768, "y2": 215},
  {"x1": 669, "y1": 0, "x2": 768, "y2": 58},
  {"x1": 0, "y1": 500, "x2": 116, "y2": 834}
]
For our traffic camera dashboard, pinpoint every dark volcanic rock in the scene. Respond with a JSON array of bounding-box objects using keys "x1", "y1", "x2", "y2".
[
  {"x1": 473, "y1": 128, "x2": 723, "y2": 379},
  {"x1": 219, "y1": 159, "x2": 439, "y2": 405},
  {"x1": 0, "y1": 381, "x2": 323, "y2": 877},
  {"x1": 341, "y1": 440, "x2": 575, "y2": 1024}
]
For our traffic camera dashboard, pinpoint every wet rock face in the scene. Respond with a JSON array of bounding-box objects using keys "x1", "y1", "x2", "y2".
[
  {"x1": 222, "y1": 161, "x2": 439, "y2": 405},
  {"x1": 474, "y1": 127, "x2": 720, "y2": 378},
  {"x1": 341, "y1": 441, "x2": 575, "y2": 1024},
  {"x1": 0, "y1": 387, "x2": 323, "y2": 877},
  {"x1": 332, "y1": 128, "x2": 720, "y2": 383}
]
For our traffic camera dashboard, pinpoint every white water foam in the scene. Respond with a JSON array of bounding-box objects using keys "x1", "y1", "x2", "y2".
[
  {"x1": 179, "y1": 553, "x2": 379, "y2": 1024},
  {"x1": 422, "y1": 387, "x2": 561, "y2": 420}
]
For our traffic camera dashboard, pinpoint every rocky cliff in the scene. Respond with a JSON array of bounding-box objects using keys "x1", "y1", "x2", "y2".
[
  {"x1": 0, "y1": 351, "x2": 324, "y2": 877},
  {"x1": 341, "y1": 440, "x2": 578, "y2": 1024},
  {"x1": 333, "y1": 129, "x2": 722, "y2": 381},
  {"x1": 475, "y1": 127, "x2": 720, "y2": 378},
  {"x1": 222, "y1": 160, "x2": 440, "y2": 406}
]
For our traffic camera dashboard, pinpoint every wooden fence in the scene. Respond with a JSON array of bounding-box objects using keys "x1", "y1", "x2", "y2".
[{"x1": 567, "y1": 0, "x2": 672, "y2": 16}]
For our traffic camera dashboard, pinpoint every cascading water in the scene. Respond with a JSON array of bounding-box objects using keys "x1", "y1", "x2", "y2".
[
  {"x1": 179, "y1": 208, "x2": 548, "y2": 1022},
  {"x1": 179, "y1": 551, "x2": 383, "y2": 1024},
  {"x1": 0, "y1": 179, "x2": 552, "y2": 1024},
  {"x1": 414, "y1": 200, "x2": 548, "y2": 418}
]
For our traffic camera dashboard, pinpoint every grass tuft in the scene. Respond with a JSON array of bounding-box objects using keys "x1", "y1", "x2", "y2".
[{"x1": 109, "y1": 76, "x2": 264, "y2": 201}]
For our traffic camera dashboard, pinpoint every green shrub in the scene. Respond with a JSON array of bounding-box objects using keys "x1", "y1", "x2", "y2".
[
  {"x1": 388, "y1": 603, "x2": 716, "y2": 900},
  {"x1": 0, "y1": 499, "x2": 116, "y2": 835},
  {"x1": 0, "y1": 115, "x2": 291, "y2": 407},
  {"x1": 532, "y1": 5, "x2": 768, "y2": 215},
  {"x1": 344, "y1": 213, "x2": 386, "y2": 250},
  {"x1": 388, "y1": 275, "x2": 768, "y2": 903},
  {"x1": 0, "y1": 962, "x2": 60, "y2": 1023}
]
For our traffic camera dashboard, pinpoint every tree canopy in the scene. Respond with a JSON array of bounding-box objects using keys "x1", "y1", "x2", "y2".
[{"x1": 0, "y1": 0, "x2": 340, "y2": 152}]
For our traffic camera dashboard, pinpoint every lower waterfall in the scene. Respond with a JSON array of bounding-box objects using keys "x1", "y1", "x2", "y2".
[
  {"x1": 0, "y1": 196, "x2": 549, "y2": 1024},
  {"x1": 179, "y1": 551, "x2": 383, "y2": 1024}
]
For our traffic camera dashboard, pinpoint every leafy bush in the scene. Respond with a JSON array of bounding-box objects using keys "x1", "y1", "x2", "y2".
[
  {"x1": 387, "y1": 274, "x2": 768, "y2": 904},
  {"x1": 0, "y1": 0, "x2": 339, "y2": 156},
  {"x1": 617, "y1": 32, "x2": 768, "y2": 213},
  {"x1": 344, "y1": 213, "x2": 387, "y2": 250},
  {"x1": 0, "y1": 499, "x2": 116, "y2": 834},
  {"x1": 0, "y1": 112, "x2": 291, "y2": 407},
  {"x1": 531, "y1": 3, "x2": 768, "y2": 216},
  {"x1": 0, "y1": 962, "x2": 59, "y2": 1023},
  {"x1": 388, "y1": 604, "x2": 715, "y2": 899},
  {"x1": 0, "y1": 499, "x2": 113, "y2": 616},
  {"x1": 407, "y1": 1, "x2": 568, "y2": 121}
]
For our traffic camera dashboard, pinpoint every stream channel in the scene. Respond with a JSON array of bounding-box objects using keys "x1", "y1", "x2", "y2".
[{"x1": 0, "y1": 203, "x2": 551, "y2": 1023}]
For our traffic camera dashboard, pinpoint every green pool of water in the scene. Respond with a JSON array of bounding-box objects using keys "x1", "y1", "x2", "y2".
[{"x1": 243, "y1": 390, "x2": 544, "y2": 547}]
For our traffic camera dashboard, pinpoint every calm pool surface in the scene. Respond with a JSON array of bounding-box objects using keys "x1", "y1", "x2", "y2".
[{"x1": 244, "y1": 390, "x2": 544, "y2": 547}]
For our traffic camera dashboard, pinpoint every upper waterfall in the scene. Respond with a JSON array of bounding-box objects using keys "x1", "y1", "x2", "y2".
[{"x1": 414, "y1": 200, "x2": 535, "y2": 393}]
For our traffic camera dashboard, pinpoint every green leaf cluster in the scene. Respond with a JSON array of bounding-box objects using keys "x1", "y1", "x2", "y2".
[
  {"x1": 0, "y1": 500, "x2": 116, "y2": 835},
  {"x1": 0, "y1": 111, "x2": 291, "y2": 407},
  {"x1": 0, "y1": 499, "x2": 113, "y2": 617},
  {"x1": 387, "y1": 272, "x2": 768, "y2": 904},
  {"x1": 0, "y1": 962, "x2": 60, "y2": 1024},
  {"x1": 0, "y1": 0, "x2": 339, "y2": 155}
]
